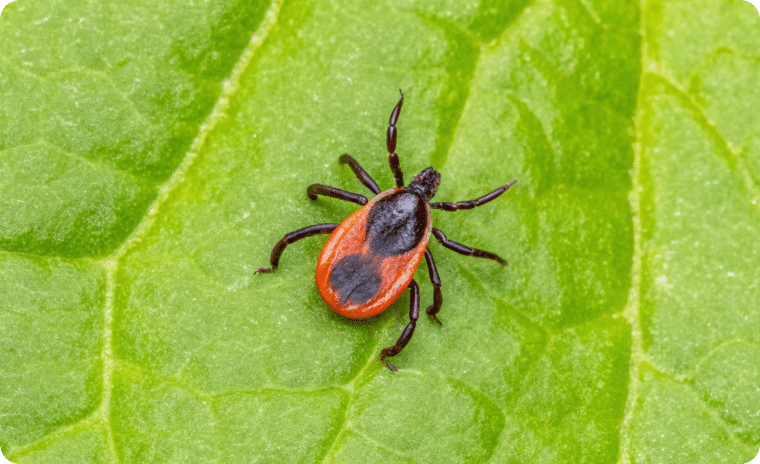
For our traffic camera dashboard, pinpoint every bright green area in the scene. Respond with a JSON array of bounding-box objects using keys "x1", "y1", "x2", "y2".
[
  {"x1": 1, "y1": 0, "x2": 759, "y2": 463},
  {"x1": 0, "y1": 0, "x2": 271, "y2": 257},
  {"x1": 0, "y1": 256, "x2": 105, "y2": 455}
]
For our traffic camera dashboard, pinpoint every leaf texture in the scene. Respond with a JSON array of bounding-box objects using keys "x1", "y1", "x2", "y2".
[{"x1": 1, "y1": 0, "x2": 759, "y2": 462}]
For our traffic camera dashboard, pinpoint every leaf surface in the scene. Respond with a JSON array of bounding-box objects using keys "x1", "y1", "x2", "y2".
[{"x1": 1, "y1": 0, "x2": 759, "y2": 463}]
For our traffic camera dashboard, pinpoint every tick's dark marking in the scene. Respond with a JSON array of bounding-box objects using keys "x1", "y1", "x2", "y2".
[
  {"x1": 366, "y1": 191, "x2": 428, "y2": 256},
  {"x1": 330, "y1": 253, "x2": 383, "y2": 305}
]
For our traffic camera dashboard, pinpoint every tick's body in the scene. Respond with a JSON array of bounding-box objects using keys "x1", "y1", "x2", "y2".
[
  {"x1": 317, "y1": 188, "x2": 432, "y2": 319},
  {"x1": 256, "y1": 91, "x2": 516, "y2": 371}
]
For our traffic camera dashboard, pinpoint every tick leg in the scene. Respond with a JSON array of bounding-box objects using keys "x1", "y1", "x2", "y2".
[
  {"x1": 255, "y1": 223, "x2": 339, "y2": 273},
  {"x1": 424, "y1": 248, "x2": 443, "y2": 325},
  {"x1": 386, "y1": 90, "x2": 405, "y2": 188},
  {"x1": 339, "y1": 154, "x2": 381, "y2": 195},
  {"x1": 380, "y1": 278, "x2": 420, "y2": 372},
  {"x1": 430, "y1": 179, "x2": 517, "y2": 211},
  {"x1": 432, "y1": 228, "x2": 508, "y2": 266},
  {"x1": 307, "y1": 184, "x2": 367, "y2": 205}
]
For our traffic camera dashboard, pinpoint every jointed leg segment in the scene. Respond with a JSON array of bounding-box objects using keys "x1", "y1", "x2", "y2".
[
  {"x1": 339, "y1": 154, "x2": 381, "y2": 195},
  {"x1": 307, "y1": 184, "x2": 367, "y2": 205},
  {"x1": 255, "y1": 223, "x2": 339, "y2": 273},
  {"x1": 380, "y1": 278, "x2": 419, "y2": 372},
  {"x1": 432, "y1": 228, "x2": 508, "y2": 265},
  {"x1": 424, "y1": 248, "x2": 443, "y2": 325},
  {"x1": 430, "y1": 180, "x2": 517, "y2": 211},
  {"x1": 386, "y1": 91, "x2": 405, "y2": 188}
]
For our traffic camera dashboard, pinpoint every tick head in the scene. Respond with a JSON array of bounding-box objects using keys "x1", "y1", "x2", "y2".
[{"x1": 408, "y1": 167, "x2": 441, "y2": 201}]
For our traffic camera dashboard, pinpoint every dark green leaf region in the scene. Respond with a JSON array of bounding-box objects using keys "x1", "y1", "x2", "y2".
[{"x1": 1, "y1": 0, "x2": 759, "y2": 463}]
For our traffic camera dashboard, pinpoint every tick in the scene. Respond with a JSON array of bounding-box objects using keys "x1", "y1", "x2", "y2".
[{"x1": 255, "y1": 91, "x2": 517, "y2": 371}]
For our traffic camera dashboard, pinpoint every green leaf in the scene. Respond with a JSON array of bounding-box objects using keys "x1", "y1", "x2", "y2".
[{"x1": 1, "y1": 0, "x2": 759, "y2": 463}]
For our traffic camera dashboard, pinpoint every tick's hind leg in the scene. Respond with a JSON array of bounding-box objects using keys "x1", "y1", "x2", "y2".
[
  {"x1": 255, "y1": 223, "x2": 339, "y2": 273},
  {"x1": 432, "y1": 228, "x2": 508, "y2": 265},
  {"x1": 424, "y1": 248, "x2": 443, "y2": 325},
  {"x1": 386, "y1": 90, "x2": 405, "y2": 188},
  {"x1": 307, "y1": 184, "x2": 367, "y2": 205},
  {"x1": 380, "y1": 278, "x2": 419, "y2": 372},
  {"x1": 430, "y1": 179, "x2": 517, "y2": 211},
  {"x1": 339, "y1": 154, "x2": 381, "y2": 195}
]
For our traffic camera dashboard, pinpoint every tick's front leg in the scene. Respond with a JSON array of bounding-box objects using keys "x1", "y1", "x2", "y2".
[{"x1": 386, "y1": 90, "x2": 405, "y2": 188}]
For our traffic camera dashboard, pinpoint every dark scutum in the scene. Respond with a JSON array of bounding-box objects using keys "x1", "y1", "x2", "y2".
[
  {"x1": 365, "y1": 191, "x2": 428, "y2": 256},
  {"x1": 330, "y1": 253, "x2": 383, "y2": 305}
]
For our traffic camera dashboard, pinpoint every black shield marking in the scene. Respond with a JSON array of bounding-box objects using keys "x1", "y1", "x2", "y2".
[
  {"x1": 366, "y1": 191, "x2": 428, "y2": 256},
  {"x1": 330, "y1": 253, "x2": 383, "y2": 306}
]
